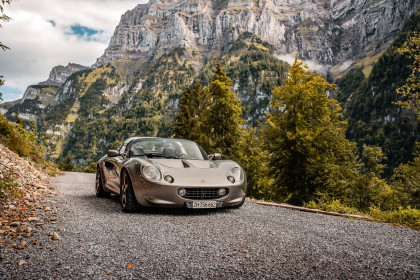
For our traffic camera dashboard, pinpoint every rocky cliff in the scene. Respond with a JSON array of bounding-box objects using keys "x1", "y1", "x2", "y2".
[
  {"x1": 38, "y1": 63, "x2": 88, "y2": 87},
  {"x1": 95, "y1": 0, "x2": 420, "y2": 75},
  {"x1": 0, "y1": 63, "x2": 87, "y2": 121}
]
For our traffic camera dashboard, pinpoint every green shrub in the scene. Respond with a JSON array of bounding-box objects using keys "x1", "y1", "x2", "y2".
[
  {"x1": 58, "y1": 155, "x2": 74, "y2": 171},
  {"x1": 304, "y1": 199, "x2": 420, "y2": 228},
  {"x1": 84, "y1": 162, "x2": 97, "y2": 173},
  {"x1": 370, "y1": 206, "x2": 420, "y2": 228},
  {"x1": 0, "y1": 114, "x2": 59, "y2": 178},
  {"x1": 0, "y1": 114, "x2": 44, "y2": 158},
  {"x1": 305, "y1": 200, "x2": 361, "y2": 215}
]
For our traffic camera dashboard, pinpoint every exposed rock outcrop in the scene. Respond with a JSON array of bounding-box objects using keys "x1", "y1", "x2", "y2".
[
  {"x1": 38, "y1": 63, "x2": 88, "y2": 87},
  {"x1": 95, "y1": 0, "x2": 420, "y2": 72},
  {"x1": 0, "y1": 63, "x2": 88, "y2": 118}
]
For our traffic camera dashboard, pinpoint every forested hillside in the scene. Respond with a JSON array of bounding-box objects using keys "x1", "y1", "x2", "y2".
[
  {"x1": 341, "y1": 9, "x2": 420, "y2": 176},
  {"x1": 33, "y1": 35, "x2": 289, "y2": 165}
]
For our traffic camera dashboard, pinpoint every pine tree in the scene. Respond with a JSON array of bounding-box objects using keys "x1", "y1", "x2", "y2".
[
  {"x1": 392, "y1": 150, "x2": 420, "y2": 208},
  {"x1": 395, "y1": 31, "x2": 420, "y2": 120},
  {"x1": 391, "y1": 32, "x2": 420, "y2": 209},
  {"x1": 14, "y1": 111, "x2": 22, "y2": 125},
  {"x1": 59, "y1": 155, "x2": 74, "y2": 171},
  {"x1": 173, "y1": 63, "x2": 243, "y2": 158},
  {"x1": 173, "y1": 83, "x2": 211, "y2": 144},
  {"x1": 236, "y1": 127, "x2": 273, "y2": 199},
  {"x1": 206, "y1": 63, "x2": 243, "y2": 158},
  {"x1": 351, "y1": 144, "x2": 396, "y2": 211},
  {"x1": 173, "y1": 86, "x2": 193, "y2": 139},
  {"x1": 263, "y1": 57, "x2": 356, "y2": 205}
]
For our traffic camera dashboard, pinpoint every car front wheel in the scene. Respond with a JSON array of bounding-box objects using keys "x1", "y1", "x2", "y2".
[
  {"x1": 120, "y1": 171, "x2": 138, "y2": 213},
  {"x1": 96, "y1": 168, "x2": 110, "y2": 198},
  {"x1": 230, "y1": 197, "x2": 245, "y2": 209}
]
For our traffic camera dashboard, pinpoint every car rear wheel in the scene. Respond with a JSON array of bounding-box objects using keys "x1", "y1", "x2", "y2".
[
  {"x1": 95, "y1": 168, "x2": 110, "y2": 198},
  {"x1": 121, "y1": 171, "x2": 138, "y2": 213}
]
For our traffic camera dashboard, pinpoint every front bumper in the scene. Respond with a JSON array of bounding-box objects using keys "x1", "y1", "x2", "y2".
[{"x1": 132, "y1": 179, "x2": 246, "y2": 208}]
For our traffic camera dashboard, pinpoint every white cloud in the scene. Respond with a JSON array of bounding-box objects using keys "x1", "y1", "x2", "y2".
[
  {"x1": 0, "y1": 0, "x2": 148, "y2": 101},
  {"x1": 275, "y1": 52, "x2": 298, "y2": 66},
  {"x1": 338, "y1": 60, "x2": 353, "y2": 72},
  {"x1": 275, "y1": 52, "x2": 332, "y2": 75}
]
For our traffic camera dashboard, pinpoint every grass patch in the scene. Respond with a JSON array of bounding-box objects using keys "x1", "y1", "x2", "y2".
[
  {"x1": 304, "y1": 199, "x2": 420, "y2": 228},
  {"x1": 305, "y1": 200, "x2": 362, "y2": 215},
  {"x1": 50, "y1": 137, "x2": 65, "y2": 160},
  {"x1": 77, "y1": 65, "x2": 118, "y2": 97},
  {"x1": 370, "y1": 207, "x2": 420, "y2": 229},
  {"x1": 65, "y1": 99, "x2": 80, "y2": 123}
]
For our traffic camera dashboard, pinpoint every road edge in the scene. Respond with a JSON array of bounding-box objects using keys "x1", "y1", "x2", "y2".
[{"x1": 249, "y1": 199, "x2": 373, "y2": 220}]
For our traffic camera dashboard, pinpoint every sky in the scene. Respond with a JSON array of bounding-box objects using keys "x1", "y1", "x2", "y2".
[{"x1": 0, "y1": 0, "x2": 148, "y2": 102}]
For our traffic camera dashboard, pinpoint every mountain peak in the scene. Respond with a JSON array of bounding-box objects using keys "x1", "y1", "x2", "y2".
[{"x1": 38, "y1": 63, "x2": 88, "y2": 87}]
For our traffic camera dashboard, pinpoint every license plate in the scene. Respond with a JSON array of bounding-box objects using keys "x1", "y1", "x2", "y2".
[{"x1": 192, "y1": 201, "x2": 217, "y2": 209}]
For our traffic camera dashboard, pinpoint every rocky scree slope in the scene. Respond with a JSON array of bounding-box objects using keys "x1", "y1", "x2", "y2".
[{"x1": 0, "y1": 144, "x2": 58, "y2": 257}]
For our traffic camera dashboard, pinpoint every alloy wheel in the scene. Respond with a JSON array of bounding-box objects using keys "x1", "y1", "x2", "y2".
[{"x1": 121, "y1": 174, "x2": 128, "y2": 207}]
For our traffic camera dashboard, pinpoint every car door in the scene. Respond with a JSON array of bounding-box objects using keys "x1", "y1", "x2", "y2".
[{"x1": 103, "y1": 143, "x2": 128, "y2": 194}]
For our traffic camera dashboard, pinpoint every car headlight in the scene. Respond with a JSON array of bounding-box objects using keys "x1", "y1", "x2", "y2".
[
  {"x1": 227, "y1": 176, "x2": 235, "y2": 183},
  {"x1": 142, "y1": 165, "x2": 161, "y2": 181},
  {"x1": 231, "y1": 167, "x2": 241, "y2": 181}
]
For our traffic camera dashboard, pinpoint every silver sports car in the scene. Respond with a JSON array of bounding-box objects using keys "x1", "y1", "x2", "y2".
[{"x1": 96, "y1": 137, "x2": 247, "y2": 212}]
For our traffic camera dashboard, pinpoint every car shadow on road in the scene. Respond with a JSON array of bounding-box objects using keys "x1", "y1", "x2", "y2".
[{"x1": 83, "y1": 194, "x2": 238, "y2": 216}]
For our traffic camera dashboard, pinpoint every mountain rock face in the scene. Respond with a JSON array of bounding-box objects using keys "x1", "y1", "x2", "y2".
[
  {"x1": 1, "y1": 0, "x2": 419, "y2": 166},
  {"x1": 38, "y1": 63, "x2": 88, "y2": 87},
  {"x1": 95, "y1": 0, "x2": 420, "y2": 73},
  {"x1": 0, "y1": 63, "x2": 88, "y2": 121}
]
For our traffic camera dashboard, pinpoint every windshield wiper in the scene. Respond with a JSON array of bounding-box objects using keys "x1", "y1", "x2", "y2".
[{"x1": 144, "y1": 153, "x2": 181, "y2": 159}]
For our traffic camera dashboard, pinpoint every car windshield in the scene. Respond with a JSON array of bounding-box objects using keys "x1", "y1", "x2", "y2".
[{"x1": 131, "y1": 138, "x2": 208, "y2": 160}]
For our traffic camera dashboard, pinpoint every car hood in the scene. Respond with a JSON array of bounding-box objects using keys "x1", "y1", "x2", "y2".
[{"x1": 150, "y1": 159, "x2": 216, "y2": 169}]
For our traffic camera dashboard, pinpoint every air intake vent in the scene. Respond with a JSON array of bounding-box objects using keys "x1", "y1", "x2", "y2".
[{"x1": 184, "y1": 188, "x2": 228, "y2": 200}]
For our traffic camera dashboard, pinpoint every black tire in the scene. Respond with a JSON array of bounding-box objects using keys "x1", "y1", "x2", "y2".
[
  {"x1": 230, "y1": 197, "x2": 245, "y2": 209},
  {"x1": 96, "y1": 168, "x2": 110, "y2": 198},
  {"x1": 120, "y1": 171, "x2": 139, "y2": 213}
]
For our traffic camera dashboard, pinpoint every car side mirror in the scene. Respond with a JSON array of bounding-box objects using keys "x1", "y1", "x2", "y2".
[
  {"x1": 107, "y1": 150, "x2": 119, "y2": 157},
  {"x1": 209, "y1": 153, "x2": 222, "y2": 160}
]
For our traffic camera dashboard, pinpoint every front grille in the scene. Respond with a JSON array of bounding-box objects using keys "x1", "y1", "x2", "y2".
[{"x1": 184, "y1": 188, "x2": 228, "y2": 200}]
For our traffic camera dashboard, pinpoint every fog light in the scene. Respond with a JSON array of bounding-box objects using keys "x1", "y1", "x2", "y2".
[
  {"x1": 178, "y1": 188, "x2": 186, "y2": 197},
  {"x1": 227, "y1": 176, "x2": 235, "y2": 183},
  {"x1": 164, "y1": 175, "x2": 174, "y2": 183},
  {"x1": 218, "y1": 188, "x2": 226, "y2": 196}
]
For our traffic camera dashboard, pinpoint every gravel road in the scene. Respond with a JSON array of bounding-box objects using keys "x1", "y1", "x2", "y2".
[{"x1": 1, "y1": 172, "x2": 419, "y2": 279}]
